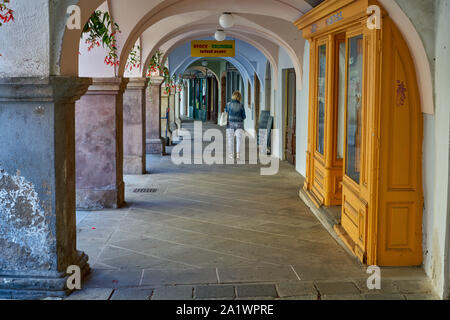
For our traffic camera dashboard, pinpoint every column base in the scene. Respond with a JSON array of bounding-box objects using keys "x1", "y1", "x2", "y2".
[
  {"x1": 146, "y1": 138, "x2": 165, "y2": 155},
  {"x1": 0, "y1": 251, "x2": 90, "y2": 300},
  {"x1": 76, "y1": 181, "x2": 124, "y2": 210}
]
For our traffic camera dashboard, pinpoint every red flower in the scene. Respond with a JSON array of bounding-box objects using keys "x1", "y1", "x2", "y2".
[{"x1": 0, "y1": 6, "x2": 15, "y2": 25}]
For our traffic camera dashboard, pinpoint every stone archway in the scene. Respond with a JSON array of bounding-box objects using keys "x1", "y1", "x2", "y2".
[{"x1": 0, "y1": 0, "x2": 442, "y2": 299}]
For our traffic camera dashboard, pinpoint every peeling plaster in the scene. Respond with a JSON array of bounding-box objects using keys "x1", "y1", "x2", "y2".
[{"x1": 0, "y1": 168, "x2": 53, "y2": 271}]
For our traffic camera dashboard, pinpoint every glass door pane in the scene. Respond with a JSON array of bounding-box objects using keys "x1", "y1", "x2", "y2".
[
  {"x1": 317, "y1": 44, "x2": 327, "y2": 154},
  {"x1": 337, "y1": 41, "x2": 346, "y2": 159},
  {"x1": 346, "y1": 35, "x2": 364, "y2": 184}
]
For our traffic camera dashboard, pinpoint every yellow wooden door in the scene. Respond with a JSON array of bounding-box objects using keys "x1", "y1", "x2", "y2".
[
  {"x1": 340, "y1": 26, "x2": 370, "y2": 262},
  {"x1": 308, "y1": 38, "x2": 329, "y2": 205}
]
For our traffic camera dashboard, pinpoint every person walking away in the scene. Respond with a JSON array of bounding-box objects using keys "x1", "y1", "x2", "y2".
[{"x1": 226, "y1": 91, "x2": 246, "y2": 160}]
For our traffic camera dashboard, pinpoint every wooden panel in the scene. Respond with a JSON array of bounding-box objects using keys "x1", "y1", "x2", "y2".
[
  {"x1": 313, "y1": 163, "x2": 325, "y2": 189},
  {"x1": 387, "y1": 49, "x2": 413, "y2": 189},
  {"x1": 377, "y1": 17, "x2": 423, "y2": 266},
  {"x1": 342, "y1": 181, "x2": 368, "y2": 248},
  {"x1": 343, "y1": 196, "x2": 359, "y2": 227},
  {"x1": 333, "y1": 175, "x2": 343, "y2": 196},
  {"x1": 386, "y1": 203, "x2": 413, "y2": 249}
]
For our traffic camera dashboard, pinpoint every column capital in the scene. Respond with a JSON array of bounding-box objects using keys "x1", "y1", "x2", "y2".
[
  {"x1": 126, "y1": 77, "x2": 149, "y2": 90},
  {"x1": 87, "y1": 77, "x2": 129, "y2": 95},
  {"x1": 0, "y1": 76, "x2": 92, "y2": 103},
  {"x1": 148, "y1": 76, "x2": 165, "y2": 86}
]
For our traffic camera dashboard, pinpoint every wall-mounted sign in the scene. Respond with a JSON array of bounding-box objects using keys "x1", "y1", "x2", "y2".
[
  {"x1": 311, "y1": 11, "x2": 343, "y2": 34},
  {"x1": 191, "y1": 40, "x2": 235, "y2": 57}
]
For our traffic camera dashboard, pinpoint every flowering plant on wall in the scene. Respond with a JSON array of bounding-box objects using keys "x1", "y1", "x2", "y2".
[
  {"x1": 176, "y1": 77, "x2": 184, "y2": 93},
  {"x1": 147, "y1": 50, "x2": 171, "y2": 86},
  {"x1": 164, "y1": 75, "x2": 176, "y2": 94},
  {"x1": 0, "y1": 0, "x2": 14, "y2": 27},
  {"x1": 163, "y1": 75, "x2": 183, "y2": 94},
  {"x1": 125, "y1": 44, "x2": 141, "y2": 72},
  {"x1": 82, "y1": 10, "x2": 120, "y2": 67},
  {"x1": 0, "y1": 0, "x2": 14, "y2": 57},
  {"x1": 147, "y1": 50, "x2": 165, "y2": 76}
]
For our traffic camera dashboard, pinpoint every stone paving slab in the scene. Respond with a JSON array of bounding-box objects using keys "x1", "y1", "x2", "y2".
[
  {"x1": 321, "y1": 294, "x2": 364, "y2": 300},
  {"x1": 404, "y1": 293, "x2": 440, "y2": 300},
  {"x1": 83, "y1": 269, "x2": 142, "y2": 288},
  {"x1": 314, "y1": 281, "x2": 361, "y2": 296},
  {"x1": 378, "y1": 267, "x2": 428, "y2": 280},
  {"x1": 276, "y1": 282, "x2": 318, "y2": 298},
  {"x1": 363, "y1": 293, "x2": 406, "y2": 300},
  {"x1": 277, "y1": 295, "x2": 318, "y2": 300},
  {"x1": 152, "y1": 286, "x2": 194, "y2": 300},
  {"x1": 194, "y1": 285, "x2": 236, "y2": 299},
  {"x1": 292, "y1": 264, "x2": 367, "y2": 281},
  {"x1": 236, "y1": 284, "x2": 278, "y2": 298},
  {"x1": 394, "y1": 280, "x2": 433, "y2": 294},
  {"x1": 217, "y1": 267, "x2": 299, "y2": 283},
  {"x1": 110, "y1": 288, "x2": 154, "y2": 300},
  {"x1": 142, "y1": 268, "x2": 218, "y2": 286},
  {"x1": 66, "y1": 288, "x2": 114, "y2": 300}
]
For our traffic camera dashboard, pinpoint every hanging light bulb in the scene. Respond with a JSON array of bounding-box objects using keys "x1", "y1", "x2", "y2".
[
  {"x1": 215, "y1": 29, "x2": 226, "y2": 41},
  {"x1": 201, "y1": 60, "x2": 208, "y2": 67},
  {"x1": 219, "y1": 13, "x2": 235, "y2": 28}
]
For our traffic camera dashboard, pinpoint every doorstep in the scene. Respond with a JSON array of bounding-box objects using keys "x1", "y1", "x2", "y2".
[{"x1": 299, "y1": 189, "x2": 356, "y2": 261}]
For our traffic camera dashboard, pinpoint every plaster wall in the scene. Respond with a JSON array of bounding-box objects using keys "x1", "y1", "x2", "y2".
[
  {"x1": 273, "y1": 44, "x2": 309, "y2": 175},
  {"x1": 0, "y1": 0, "x2": 50, "y2": 77},
  {"x1": 296, "y1": 41, "x2": 310, "y2": 176},
  {"x1": 420, "y1": 0, "x2": 450, "y2": 299},
  {"x1": 274, "y1": 46, "x2": 306, "y2": 163}
]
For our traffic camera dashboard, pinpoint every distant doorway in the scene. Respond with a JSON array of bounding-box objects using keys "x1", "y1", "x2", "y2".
[
  {"x1": 283, "y1": 68, "x2": 296, "y2": 165},
  {"x1": 254, "y1": 73, "x2": 261, "y2": 128},
  {"x1": 221, "y1": 75, "x2": 226, "y2": 113}
]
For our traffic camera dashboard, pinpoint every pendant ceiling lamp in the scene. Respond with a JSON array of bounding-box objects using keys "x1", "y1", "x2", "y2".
[
  {"x1": 215, "y1": 29, "x2": 226, "y2": 41},
  {"x1": 219, "y1": 13, "x2": 235, "y2": 28}
]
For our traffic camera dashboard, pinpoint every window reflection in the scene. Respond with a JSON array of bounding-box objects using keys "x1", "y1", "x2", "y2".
[
  {"x1": 317, "y1": 44, "x2": 326, "y2": 154},
  {"x1": 346, "y1": 35, "x2": 363, "y2": 184},
  {"x1": 337, "y1": 41, "x2": 346, "y2": 159}
]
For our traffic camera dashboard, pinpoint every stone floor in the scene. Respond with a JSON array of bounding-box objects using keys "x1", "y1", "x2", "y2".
[{"x1": 69, "y1": 121, "x2": 438, "y2": 300}]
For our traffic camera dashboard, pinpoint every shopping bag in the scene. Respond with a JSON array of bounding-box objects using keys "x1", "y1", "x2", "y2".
[{"x1": 218, "y1": 112, "x2": 228, "y2": 126}]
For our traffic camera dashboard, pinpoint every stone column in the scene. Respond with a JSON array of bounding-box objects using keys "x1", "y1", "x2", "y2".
[
  {"x1": 123, "y1": 77, "x2": 148, "y2": 175},
  {"x1": 75, "y1": 78, "x2": 128, "y2": 210},
  {"x1": 168, "y1": 92, "x2": 176, "y2": 144},
  {"x1": 0, "y1": 77, "x2": 91, "y2": 299},
  {"x1": 169, "y1": 92, "x2": 176, "y2": 125},
  {"x1": 174, "y1": 91, "x2": 181, "y2": 128},
  {"x1": 160, "y1": 90, "x2": 170, "y2": 146},
  {"x1": 184, "y1": 83, "x2": 189, "y2": 116},
  {"x1": 146, "y1": 76, "x2": 165, "y2": 154}
]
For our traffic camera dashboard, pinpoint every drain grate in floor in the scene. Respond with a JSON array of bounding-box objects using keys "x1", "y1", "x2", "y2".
[{"x1": 133, "y1": 188, "x2": 158, "y2": 193}]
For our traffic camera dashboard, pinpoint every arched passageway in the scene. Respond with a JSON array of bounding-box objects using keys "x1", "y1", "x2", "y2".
[{"x1": 0, "y1": 0, "x2": 448, "y2": 300}]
